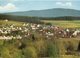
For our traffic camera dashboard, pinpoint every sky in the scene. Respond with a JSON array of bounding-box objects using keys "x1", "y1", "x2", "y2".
[{"x1": 0, "y1": 0, "x2": 80, "y2": 13}]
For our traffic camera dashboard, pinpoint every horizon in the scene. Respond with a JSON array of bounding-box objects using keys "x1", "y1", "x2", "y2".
[
  {"x1": 1, "y1": 8, "x2": 80, "y2": 13},
  {"x1": 0, "y1": 0, "x2": 80, "y2": 13}
]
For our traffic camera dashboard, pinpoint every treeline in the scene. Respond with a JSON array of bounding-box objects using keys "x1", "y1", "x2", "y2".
[
  {"x1": 0, "y1": 14, "x2": 43, "y2": 24},
  {"x1": 0, "y1": 14, "x2": 80, "y2": 23},
  {"x1": 42, "y1": 16, "x2": 80, "y2": 20}
]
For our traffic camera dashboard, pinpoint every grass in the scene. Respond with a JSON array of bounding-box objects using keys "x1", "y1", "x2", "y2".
[
  {"x1": 60, "y1": 55, "x2": 80, "y2": 58},
  {"x1": 0, "y1": 20, "x2": 80, "y2": 58},
  {"x1": 0, "y1": 20, "x2": 25, "y2": 26},
  {"x1": 42, "y1": 20, "x2": 80, "y2": 28},
  {"x1": 1, "y1": 20, "x2": 80, "y2": 28},
  {"x1": 55, "y1": 38, "x2": 80, "y2": 58}
]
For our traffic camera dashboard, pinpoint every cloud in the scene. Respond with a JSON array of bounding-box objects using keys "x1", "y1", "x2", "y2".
[
  {"x1": 0, "y1": 3, "x2": 16, "y2": 10},
  {"x1": 56, "y1": 2, "x2": 72, "y2": 7}
]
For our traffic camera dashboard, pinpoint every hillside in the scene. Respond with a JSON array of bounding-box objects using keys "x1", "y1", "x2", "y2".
[{"x1": 4, "y1": 8, "x2": 80, "y2": 17}]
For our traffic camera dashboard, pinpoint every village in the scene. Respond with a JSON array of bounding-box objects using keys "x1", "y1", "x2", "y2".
[{"x1": 0, "y1": 20, "x2": 80, "y2": 40}]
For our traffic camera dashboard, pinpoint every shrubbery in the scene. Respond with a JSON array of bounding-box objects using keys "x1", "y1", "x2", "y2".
[
  {"x1": 22, "y1": 46, "x2": 37, "y2": 58},
  {"x1": 0, "y1": 36, "x2": 59, "y2": 58}
]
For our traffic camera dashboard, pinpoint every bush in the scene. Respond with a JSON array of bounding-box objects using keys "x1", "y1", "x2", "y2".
[
  {"x1": 47, "y1": 42, "x2": 59, "y2": 58},
  {"x1": 34, "y1": 39, "x2": 47, "y2": 57},
  {"x1": 22, "y1": 46, "x2": 37, "y2": 58},
  {"x1": 0, "y1": 46, "x2": 23, "y2": 58}
]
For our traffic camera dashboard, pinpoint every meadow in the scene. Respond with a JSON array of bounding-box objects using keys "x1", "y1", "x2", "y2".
[
  {"x1": 42, "y1": 20, "x2": 80, "y2": 58},
  {"x1": 0, "y1": 20, "x2": 24, "y2": 26},
  {"x1": 0, "y1": 20, "x2": 80, "y2": 28},
  {"x1": 0, "y1": 20, "x2": 80, "y2": 58},
  {"x1": 42, "y1": 20, "x2": 80, "y2": 28}
]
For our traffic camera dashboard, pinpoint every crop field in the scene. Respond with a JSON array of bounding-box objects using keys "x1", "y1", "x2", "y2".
[{"x1": 42, "y1": 20, "x2": 80, "y2": 28}]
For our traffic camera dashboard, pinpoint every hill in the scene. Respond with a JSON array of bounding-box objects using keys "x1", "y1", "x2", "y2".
[{"x1": 4, "y1": 8, "x2": 80, "y2": 17}]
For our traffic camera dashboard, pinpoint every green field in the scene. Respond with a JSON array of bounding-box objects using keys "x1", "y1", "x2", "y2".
[{"x1": 42, "y1": 20, "x2": 80, "y2": 28}]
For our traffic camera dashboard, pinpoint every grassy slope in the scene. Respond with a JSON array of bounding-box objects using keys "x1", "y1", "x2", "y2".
[{"x1": 42, "y1": 20, "x2": 80, "y2": 28}]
